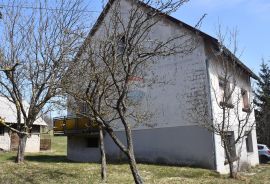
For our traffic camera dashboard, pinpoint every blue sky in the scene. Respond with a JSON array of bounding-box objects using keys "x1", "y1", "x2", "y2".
[
  {"x1": 89, "y1": 0, "x2": 270, "y2": 75},
  {"x1": 173, "y1": 0, "x2": 270, "y2": 75},
  {"x1": 1, "y1": 0, "x2": 267, "y2": 74}
]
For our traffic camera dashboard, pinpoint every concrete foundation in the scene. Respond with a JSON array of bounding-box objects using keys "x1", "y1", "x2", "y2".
[{"x1": 67, "y1": 125, "x2": 216, "y2": 169}]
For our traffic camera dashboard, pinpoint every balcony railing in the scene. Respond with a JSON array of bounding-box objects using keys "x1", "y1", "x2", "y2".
[{"x1": 53, "y1": 116, "x2": 99, "y2": 135}]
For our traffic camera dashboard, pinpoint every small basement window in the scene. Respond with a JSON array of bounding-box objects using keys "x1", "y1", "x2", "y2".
[
  {"x1": 245, "y1": 131, "x2": 253, "y2": 152},
  {"x1": 86, "y1": 137, "x2": 99, "y2": 148},
  {"x1": 0, "y1": 126, "x2": 4, "y2": 135}
]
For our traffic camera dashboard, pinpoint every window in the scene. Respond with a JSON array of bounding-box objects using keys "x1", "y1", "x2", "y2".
[
  {"x1": 117, "y1": 35, "x2": 126, "y2": 55},
  {"x1": 82, "y1": 103, "x2": 88, "y2": 114},
  {"x1": 108, "y1": 34, "x2": 126, "y2": 57},
  {"x1": 219, "y1": 77, "x2": 233, "y2": 107},
  {"x1": 79, "y1": 102, "x2": 88, "y2": 115},
  {"x1": 86, "y1": 137, "x2": 99, "y2": 148},
  {"x1": 258, "y1": 145, "x2": 264, "y2": 150},
  {"x1": 224, "y1": 131, "x2": 236, "y2": 159},
  {"x1": 241, "y1": 89, "x2": 250, "y2": 111},
  {"x1": 29, "y1": 126, "x2": 40, "y2": 135},
  {"x1": 245, "y1": 131, "x2": 253, "y2": 152},
  {"x1": 0, "y1": 126, "x2": 4, "y2": 135}
]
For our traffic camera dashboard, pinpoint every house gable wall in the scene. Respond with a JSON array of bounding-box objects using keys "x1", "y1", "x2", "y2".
[
  {"x1": 67, "y1": 0, "x2": 216, "y2": 169},
  {"x1": 73, "y1": 0, "x2": 211, "y2": 130}
]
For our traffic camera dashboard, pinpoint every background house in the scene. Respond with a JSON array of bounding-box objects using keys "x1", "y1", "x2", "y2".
[
  {"x1": 54, "y1": 0, "x2": 259, "y2": 174},
  {"x1": 0, "y1": 96, "x2": 47, "y2": 152}
]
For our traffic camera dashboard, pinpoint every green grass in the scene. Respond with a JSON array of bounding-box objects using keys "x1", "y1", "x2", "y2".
[
  {"x1": 51, "y1": 136, "x2": 67, "y2": 155},
  {"x1": 0, "y1": 136, "x2": 270, "y2": 183}
]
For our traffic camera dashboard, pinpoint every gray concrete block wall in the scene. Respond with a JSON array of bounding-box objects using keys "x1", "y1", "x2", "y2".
[
  {"x1": 67, "y1": 125, "x2": 216, "y2": 169},
  {"x1": 67, "y1": 136, "x2": 101, "y2": 162},
  {"x1": 112, "y1": 126, "x2": 215, "y2": 169}
]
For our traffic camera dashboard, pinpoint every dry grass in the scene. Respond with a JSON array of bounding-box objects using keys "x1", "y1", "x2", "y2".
[{"x1": 0, "y1": 136, "x2": 269, "y2": 184}]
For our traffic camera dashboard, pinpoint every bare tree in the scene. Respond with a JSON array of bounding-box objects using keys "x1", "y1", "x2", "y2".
[
  {"x1": 41, "y1": 113, "x2": 53, "y2": 130},
  {"x1": 0, "y1": 0, "x2": 88, "y2": 163},
  {"x1": 189, "y1": 27, "x2": 256, "y2": 178},
  {"x1": 62, "y1": 0, "x2": 200, "y2": 183},
  {"x1": 254, "y1": 61, "x2": 270, "y2": 148}
]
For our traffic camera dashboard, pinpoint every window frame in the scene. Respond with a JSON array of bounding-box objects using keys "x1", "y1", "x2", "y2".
[
  {"x1": 241, "y1": 89, "x2": 250, "y2": 112},
  {"x1": 78, "y1": 102, "x2": 88, "y2": 115},
  {"x1": 117, "y1": 35, "x2": 126, "y2": 55},
  {"x1": 245, "y1": 131, "x2": 254, "y2": 153},
  {"x1": 82, "y1": 102, "x2": 88, "y2": 114},
  {"x1": 218, "y1": 77, "x2": 234, "y2": 108}
]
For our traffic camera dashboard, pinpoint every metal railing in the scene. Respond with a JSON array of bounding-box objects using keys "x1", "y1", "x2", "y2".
[{"x1": 53, "y1": 116, "x2": 98, "y2": 135}]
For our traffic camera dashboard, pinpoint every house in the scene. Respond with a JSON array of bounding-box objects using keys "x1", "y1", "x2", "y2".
[
  {"x1": 0, "y1": 96, "x2": 47, "y2": 152},
  {"x1": 53, "y1": 0, "x2": 259, "y2": 174}
]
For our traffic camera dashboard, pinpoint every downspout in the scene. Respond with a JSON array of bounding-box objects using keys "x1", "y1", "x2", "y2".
[{"x1": 205, "y1": 58, "x2": 217, "y2": 171}]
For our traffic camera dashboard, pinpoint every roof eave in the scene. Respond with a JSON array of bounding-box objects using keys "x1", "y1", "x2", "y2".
[{"x1": 222, "y1": 47, "x2": 259, "y2": 80}]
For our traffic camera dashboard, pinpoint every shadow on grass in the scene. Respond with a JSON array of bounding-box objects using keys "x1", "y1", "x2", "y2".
[
  {"x1": 8, "y1": 155, "x2": 70, "y2": 163},
  {"x1": 106, "y1": 160, "x2": 221, "y2": 179},
  {"x1": 26, "y1": 155, "x2": 70, "y2": 163},
  {"x1": 7, "y1": 168, "x2": 78, "y2": 183}
]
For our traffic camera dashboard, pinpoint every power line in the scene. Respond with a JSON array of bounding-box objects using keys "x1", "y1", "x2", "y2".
[{"x1": 0, "y1": 4, "x2": 101, "y2": 13}]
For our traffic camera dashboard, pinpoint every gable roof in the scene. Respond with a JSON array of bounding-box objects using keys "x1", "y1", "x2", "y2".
[
  {"x1": 0, "y1": 96, "x2": 47, "y2": 126},
  {"x1": 77, "y1": 0, "x2": 258, "y2": 80}
]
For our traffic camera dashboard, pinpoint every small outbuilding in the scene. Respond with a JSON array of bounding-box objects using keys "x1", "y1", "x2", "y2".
[{"x1": 0, "y1": 96, "x2": 47, "y2": 152}]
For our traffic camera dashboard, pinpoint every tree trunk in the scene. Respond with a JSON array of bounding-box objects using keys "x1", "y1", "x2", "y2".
[
  {"x1": 104, "y1": 108, "x2": 144, "y2": 183},
  {"x1": 105, "y1": 127, "x2": 143, "y2": 183},
  {"x1": 16, "y1": 134, "x2": 27, "y2": 163},
  {"x1": 127, "y1": 151, "x2": 143, "y2": 184},
  {"x1": 99, "y1": 126, "x2": 107, "y2": 181},
  {"x1": 228, "y1": 161, "x2": 235, "y2": 178},
  {"x1": 224, "y1": 143, "x2": 236, "y2": 179},
  {"x1": 126, "y1": 124, "x2": 143, "y2": 183}
]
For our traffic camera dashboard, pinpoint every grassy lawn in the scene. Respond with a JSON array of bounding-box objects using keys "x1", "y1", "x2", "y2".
[{"x1": 0, "y1": 136, "x2": 270, "y2": 184}]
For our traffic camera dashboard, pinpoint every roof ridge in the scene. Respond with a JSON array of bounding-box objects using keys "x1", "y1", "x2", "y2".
[{"x1": 75, "y1": 0, "x2": 258, "y2": 80}]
